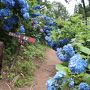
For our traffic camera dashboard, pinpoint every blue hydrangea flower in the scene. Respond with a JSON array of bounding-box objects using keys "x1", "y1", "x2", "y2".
[
  {"x1": 63, "y1": 44, "x2": 75, "y2": 57},
  {"x1": 53, "y1": 71, "x2": 66, "y2": 80},
  {"x1": 62, "y1": 78, "x2": 74, "y2": 89},
  {"x1": 11, "y1": 15, "x2": 18, "y2": 24},
  {"x1": 51, "y1": 42, "x2": 59, "y2": 51},
  {"x1": 4, "y1": 15, "x2": 18, "y2": 25},
  {"x1": 23, "y1": 12, "x2": 30, "y2": 20},
  {"x1": 45, "y1": 36, "x2": 52, "y2": 42},
  {"x1": 0, "y1": 8, "x2": 10, "y2": 18},
  {"x1": 19, "y1": 25, "x2": 25, "y2": 33},
  {"x1": 44, "y1": 16, "x2": 51, "y2": 21},
  {"x1": 35, "y1": 11, "x2": 40, "y2": 16},
  {"x1": 56, "y1": 47, "x2": 72, "y2": 62},
  {"x1": 46, "y1": 78, "x2": 56, "y2": 90},
  {"x1": 47, "y1": 41, "x2": 54, "y2": 47},
  {"x1": 22, "y1": 3, "x2": 29, "y2": 9},
  {"x1": 47, "y1": 33, "x2": 52, "y2": 37},
  {"x1": 20, "y1": 3, "x2": 29, "y2": 14},
  {"x1": 17, "y1": 0, "x2": 26, "y2": 7},
  {"x1": 57, "y1": 38, "x2": 69, "y2": 47},
  {"x1": 79, "y1": 82, "x2": 90, "y2": 90},
  {"x1": 45, "y1": 30, "x2": 49, "y2": 33},
  {"x1": 31, "y1": 11, "x2": 40, "y2": 18},
  {"x1": 45, "y1": 21, "x2": 54, "y2": 26},
  {"x1": 33, "y1": 5, "x2": 41, "y2": 10},
  {"x1": 45, "y1": 36, "x2": 54, "y2": 47},
  {"x1": 42, "y1": 14, "x2": 47, "y2": 19},
  {"x1": 43, "y1": 26, "x2": 52, "y2": 31},
  {"x1": 68, "y1": 54, "x2": 87, "y2": 74},
  {"x1": 68, "y1": 78, "x2": 74, "y2": 88},
  {"x1": 3, "y1": 24, "x2": 13, "y2": 31},
  {"x1": 21, "y1": 7, "x2": 28, "y2": 14},
  {"x1": 1, "y1": 0, "x2": 15, "y2": 8}
]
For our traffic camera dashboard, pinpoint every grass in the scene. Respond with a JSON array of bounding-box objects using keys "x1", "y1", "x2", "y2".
[{"x1": 3, "y1": 43, "x2": 47, "y2": 87}]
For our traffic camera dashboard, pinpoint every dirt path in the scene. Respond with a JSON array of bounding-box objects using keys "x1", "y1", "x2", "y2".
[
  {"x1": 18, "y1": 48, "x2": 60, "y2": 90},
  {"x1": 0, "y1": 48, "x2": 60, "y2": 90},
  {"x1": 31, "y1": 48, "x2": 60, "y2": 90}
]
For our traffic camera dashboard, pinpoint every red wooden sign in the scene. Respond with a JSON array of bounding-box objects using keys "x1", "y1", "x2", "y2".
[{"x1": 8, "y1": 32, "x2": 35, "y2": 44}]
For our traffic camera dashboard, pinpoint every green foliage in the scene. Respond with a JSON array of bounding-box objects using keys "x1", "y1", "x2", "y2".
[
  {"x1": 56, "y1": 64, "x2": 70, "y2": 77},
  {"x1": 75, "y1": 43, "x2": 90, "y2": 55},
  {"x1": 51, "y1": 1, "x2": 69, "y2": 19},
  {"x1": 8, "y1": 73, "x2": 15, "y2": 81},
  {"x1": 51, "y1": 14, "x2": 87, "y2": 44},
  {"x1": 13, "y1": 60, "x2": 35, "y2": 87},
  {"x1": 23, "y1": 44, "x2": 46, "y2": 61},
  {"x1": 3, "y1": 44, "x2": 46, "y2": 87},
  {"x1": 74, "y1": 0, "x2": 90, "y2": 17},
  {"x1": 82, "y1": 73, "x2": 90, "y2": 85},
  {"x1": 13, "y1": 60, "x2": 35, "y2": 76}
]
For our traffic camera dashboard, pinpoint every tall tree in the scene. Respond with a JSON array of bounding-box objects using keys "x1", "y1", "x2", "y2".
[
  {"x1": 81, "y1": 0, "x2": 87, "y2": 24},
  {"x1": 65, "y1": 0, "x2": 87, "y2": 24},
  {"x1": 51, "y1": 1, "x2": 69, "y2": 20}
]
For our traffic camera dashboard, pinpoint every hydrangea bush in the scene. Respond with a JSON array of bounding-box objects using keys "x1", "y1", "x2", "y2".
[
  {"x1": 40, "y1": 1, "x2": 90, "y2": 90},
  {"x1": 0, "y1": 0, "x2": 90, "y2": 89},
  {"x1": 31, "y1": 1, "x2": 90, "y2": 89},
  {"x1": 0, "y1": 0, "x2": 30, "y2": 32}
]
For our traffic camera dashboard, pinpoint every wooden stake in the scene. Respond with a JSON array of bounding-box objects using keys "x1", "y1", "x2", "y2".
[{"x1": 0, "y1": 41, "x2": 4, "y2": 75}]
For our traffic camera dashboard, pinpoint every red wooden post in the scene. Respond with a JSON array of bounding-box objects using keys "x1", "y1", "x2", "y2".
[{"x1": 0, "y1": 41, "x2": 4, "y2": 75}]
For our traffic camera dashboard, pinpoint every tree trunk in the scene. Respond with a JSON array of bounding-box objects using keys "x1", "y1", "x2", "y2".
[
  {"x1": 82, "y1": 0, "x2": 87, "y2": 25},
  {"x1": 88, "y1": 0, "x2": 90, "y2": 6}
]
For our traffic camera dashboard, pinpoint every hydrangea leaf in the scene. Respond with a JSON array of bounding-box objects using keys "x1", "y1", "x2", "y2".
[
  {"x1": 82, "y1": 73, "x2": 90, "y2": 85},
  {"x1": 76, "y1": 43, "x2": 90, "y2": 55},
  {"x1": 88, "y1": 64, "x2": 90, "y2": 70},
  {"x1": 61, "y1": 82, "x2": 69, "y2": 90},
  {"x1": 56, "y1": 64, "x2": 70, "y2": 77}
]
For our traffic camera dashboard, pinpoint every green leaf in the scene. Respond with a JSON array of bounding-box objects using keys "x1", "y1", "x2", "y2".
[
  {"x1": 75, "y1": 43, "x2": 90, "y2": 55},
  {"x1": 56, "y1": 64, "x2": 70, "y2": 76},
  {"x1": 82, "y1": 73, "x2": 90, "y2": 85},
  {"x1": 88, "y1": 64, "x2": 90, "y2": 70},
  {"x1": 61, "y1": 82, "x2": 69, "y2": 90}
]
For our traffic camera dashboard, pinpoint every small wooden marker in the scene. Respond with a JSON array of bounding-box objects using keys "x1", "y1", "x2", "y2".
[{"x1": 0, "y1": 41, "x2": 4, "y2": 75}]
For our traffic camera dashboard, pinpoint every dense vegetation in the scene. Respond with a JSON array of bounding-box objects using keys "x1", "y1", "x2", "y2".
[{"x1": 0, "y1": 0, "x2": 90, "y2": 89}]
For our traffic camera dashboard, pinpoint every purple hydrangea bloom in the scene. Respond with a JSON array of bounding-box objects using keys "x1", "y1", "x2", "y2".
[{"x1": 40, "y1": 29, "x2": 44, "y2": 33}]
